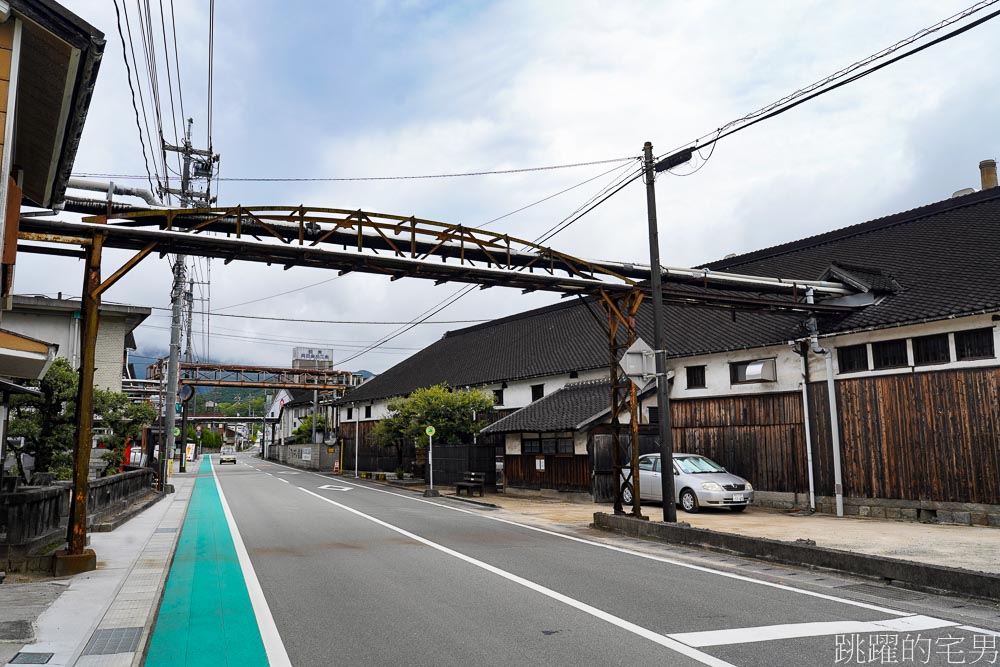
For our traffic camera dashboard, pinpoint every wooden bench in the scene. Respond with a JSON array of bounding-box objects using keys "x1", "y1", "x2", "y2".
[{"x1": 454, "y1": 471, "x2": 486, "y2": 497}]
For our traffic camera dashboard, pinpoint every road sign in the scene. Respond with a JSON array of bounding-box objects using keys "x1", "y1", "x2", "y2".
[
  {"x1": 619, "y1": 337, "x2": 656, "y2": 389},
  {"x1": 318, "y1": 484, "x2": 351, "y2": 491},
  {"x1": 172, "y1": 427, "x2": 181, "y2": 437},
  {"x1": 425, "y1": 425, "x2": 436, "y2": 436}
]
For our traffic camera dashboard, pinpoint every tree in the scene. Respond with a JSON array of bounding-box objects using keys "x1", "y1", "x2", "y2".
[
  {"x1": 373, "y1": 385, "x2": 493, "y2": 452},
  {"x1": 93, "y1": 390, "x2": 158, "y2": 474},
  {"x1": 7, "y1": 358, "x2": 78, "y2": 480},
  {"x1": 292, "y1": 414, "x2": 327, "y2": 439}
]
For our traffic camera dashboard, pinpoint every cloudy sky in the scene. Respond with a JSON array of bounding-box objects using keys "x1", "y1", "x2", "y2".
[{"x1": 17, "y1": 0, "x2": 1000, "y2": 373}]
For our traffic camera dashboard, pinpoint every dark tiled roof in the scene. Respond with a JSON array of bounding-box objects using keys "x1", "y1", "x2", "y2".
[
  {"x1": 482, "y1": 379, "x2": 611, "y2": 434},
  {"x1": 702, "y1": 188, "x2": 1000, "y2": 333},
  {"x1": 344, "y1": 188, "x2": 1000, "y2": 404}
]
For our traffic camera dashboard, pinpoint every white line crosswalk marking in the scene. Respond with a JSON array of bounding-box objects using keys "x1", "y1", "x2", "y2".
[{"x1": 667, "y1": 615, "x2": 958, "y2": 648}]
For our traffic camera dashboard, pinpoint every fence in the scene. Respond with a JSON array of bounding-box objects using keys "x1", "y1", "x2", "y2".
[
  {"x1": 0, "y1": 485, "x2": 69, "y2": 552},
  {"x1": 87, "y1": 468, "x2": 156, "y2": 524}
]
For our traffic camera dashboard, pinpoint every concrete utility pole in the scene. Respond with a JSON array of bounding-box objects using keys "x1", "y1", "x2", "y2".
[
  {"x1": 162, "y1": 118, "x2": 218, "y2": 478},
  {"x1": 643, "y1": 141, "x2": 677, "y2": 523}
]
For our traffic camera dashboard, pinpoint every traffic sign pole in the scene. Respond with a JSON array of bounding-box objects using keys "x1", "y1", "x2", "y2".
[{"x1": 424, "y1": 425, "x2": 438, "y2": 497}]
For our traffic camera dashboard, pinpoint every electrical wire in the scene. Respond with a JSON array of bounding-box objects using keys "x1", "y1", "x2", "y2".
[
  {"x1": 156, "y1": 0, "x2": 182, "y2": 161},
  {"x1": 145, "y1": 306, "x2": 488, "y2": 325},
  {"x1": 655, "y1": 0, "x2": 1000, "y2": 170},
  {"x1": 167, "y1": 0, "x2": 185, "y2": 123},
  {"x1": 213, "y1": 275, "x2": 344, "y2": 312},
  {"x1": 112, "y1": 0, "x2": 156, "y2": 194},
  {"x1": 70, "y1": 156, "x2": 637, "y2": 183}
]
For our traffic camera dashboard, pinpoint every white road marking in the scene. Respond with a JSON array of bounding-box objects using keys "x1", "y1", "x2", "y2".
[
  {"x1": 667, "y1": 615, "x2": 956, "y2": 648},
  {"x1": 265, "y1": 461, "x2": 907, "y2": 617},
  {"x1": 959, "y1": 625, "x2": 1000, "y2": 637},
  {"x1": 278, "y1": 478, "x2": 289, "y2": 484},
  {"x1": 317, "y1": 484, "x2": 352, "y2": 491},
  {"x1": 210, "y1": 458, "x2": 292, "y2": 666},
  {"x1": 296, "y1": 485, "x2": 735, "y2": 667}
]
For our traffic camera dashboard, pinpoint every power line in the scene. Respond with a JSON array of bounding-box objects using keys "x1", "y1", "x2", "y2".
[
  {"x1": 145, "y1": 306, "x2": 488, "y2": 325},
  {"x1": 207, "y1": 0, "x2": 215, "y2": 150},
  {"x1": 655, "y1": 0, "x2": 1000, "y2": 169},
  {"x1": 69, "y1": 156, "x2": 637, "y2": 183},
  {"x1": 112, "y1": 0, "x2": 156, "y2": 194},
  {"x1": 167, "y1": 0, "x2": 185, "y2": 123}
]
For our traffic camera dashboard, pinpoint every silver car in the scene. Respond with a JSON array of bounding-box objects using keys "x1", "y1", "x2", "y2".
[{"x1": 633, "y1": 453, "x2": 753, "y2": 513}]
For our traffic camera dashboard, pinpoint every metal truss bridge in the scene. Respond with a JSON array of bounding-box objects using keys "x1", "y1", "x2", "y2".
[{"x1": 145, "y1": 361, "x2": 353, "y2": 391}]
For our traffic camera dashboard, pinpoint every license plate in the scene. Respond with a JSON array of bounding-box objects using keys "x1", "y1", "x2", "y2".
[{"x1": 732, "y1": 494, "x2": 744, "y2": 502}]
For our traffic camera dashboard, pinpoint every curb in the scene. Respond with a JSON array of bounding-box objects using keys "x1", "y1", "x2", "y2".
[{"x1": 593, "y1": 512, "x2": 1000, "y2": 602}]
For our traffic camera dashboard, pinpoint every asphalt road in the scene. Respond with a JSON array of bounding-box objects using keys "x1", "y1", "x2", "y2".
[{"x1": 214, "y1": 454, "x2": 1000, "y2": 667}]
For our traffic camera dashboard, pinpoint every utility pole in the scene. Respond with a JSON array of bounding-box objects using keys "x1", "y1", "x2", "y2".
[
  {"x1": 643, "y1": 141, "x2": 677, "y2": 523},
  {"x1": 161, "y1": 118, "x2": 219, "y2": 478}
]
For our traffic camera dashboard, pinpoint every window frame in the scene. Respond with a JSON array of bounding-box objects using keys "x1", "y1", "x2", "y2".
[
  {"x1": 872, "y1": 339, "x2": 909, "y2": 370},
  {"x1": 954, "y1": 327, "x2": 996, "y2": 361},
  {"x1": 837, "y1": 343, "x2": 869, "y2": 374},
  {"x1": 686, "y1": 365, "x2": 707, "y2": 389},
  {"x1": 364, "y1": 405, "x2": 372, "y2": 419},
  {"x1": 911, "y1": 333, "x2": 950, "y2": 366},
  {"x1": 530, "y1": 384, "x2": 545, "y2": 401},
  {"x1": 492, "y1": 389, "x2": 504, "y2": 406},
  {"x1": 729, "y1": 358, "x2": 777, "y2": 385}
]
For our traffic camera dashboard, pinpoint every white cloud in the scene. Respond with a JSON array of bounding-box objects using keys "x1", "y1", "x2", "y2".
[{"x1": 17, "y1": 0, "x2": 1000, "y2": 373}]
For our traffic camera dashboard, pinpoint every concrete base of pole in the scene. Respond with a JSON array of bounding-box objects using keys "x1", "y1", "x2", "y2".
[
  {"x1": 52, "y1": 548, "x2": 97, "y2": 576},
  {"x1": 423, "y1": 489, "x2": 440, "y2": 497}
]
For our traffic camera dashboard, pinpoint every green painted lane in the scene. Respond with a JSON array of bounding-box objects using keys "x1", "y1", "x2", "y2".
[{"x1": 146, "y1": 456, "x2": 268, "y2": 666}]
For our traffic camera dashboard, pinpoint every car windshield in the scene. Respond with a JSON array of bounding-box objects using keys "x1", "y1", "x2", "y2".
[
  {"x1": 674, "y1": 455, "x2": 725, "y2": 474},
  {"x1": 221, "y1": 447, "x2": 235, "y2": 454}
]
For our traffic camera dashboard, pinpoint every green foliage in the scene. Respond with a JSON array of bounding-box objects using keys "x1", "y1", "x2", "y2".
[
  {"x1": 7, "y1": 358, "x2": 78, "y2": 478},
  {"x1": 372, "y1": 384, "x2": 493, "y2": 448},
  {"x1": 292, "y1": 414, "x2": 327, "y2": 437},
  {"x1": 94, "y1": 390, "x2": 158, "y2": 474}
]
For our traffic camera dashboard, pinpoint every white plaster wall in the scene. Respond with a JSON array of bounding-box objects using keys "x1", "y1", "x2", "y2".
[
  {"x1": 666, "y1": 344, "x2": 803, "y2": 401},
  {"x1": 94, "y1": 317, "x2": 128, "y2": 391},
  {"x1": 573, "y1": 432, "x2": 588, "y2": 455},
  {"x1": 505, "y1": 433, "x2": 520, "y2": 455}
]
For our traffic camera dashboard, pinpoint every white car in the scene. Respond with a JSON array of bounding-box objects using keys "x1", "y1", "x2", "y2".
[
  {"x1": 631, "y1": 453, "x2": 753, "y2": 513},
  {"x1": 219, "y1": 446, "x2": 237, "y2": 465}
]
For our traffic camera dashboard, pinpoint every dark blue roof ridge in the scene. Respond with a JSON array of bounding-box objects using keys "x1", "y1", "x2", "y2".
[
  {"x1": 443, "y1": 295, "x2": 597, "y2": 339},
  {"x1": 701, "y1": 187, "x2": 1000, "y2": 272}
]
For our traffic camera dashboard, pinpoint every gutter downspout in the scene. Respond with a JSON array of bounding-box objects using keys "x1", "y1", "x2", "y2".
[
  {"x1": 66, "y1": 177, "x2": 163, "y2": 207},
  {"x1": 798, "y1": 341, "x2": 816, "y2": 512},
  {"x1": 354, "y1": 401, "x2": 360, "y2": 479},
  {"x1": 806, "y1": 288, "x2": 844, "y2": 517}
]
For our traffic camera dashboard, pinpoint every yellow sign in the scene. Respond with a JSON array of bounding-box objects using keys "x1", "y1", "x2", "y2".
[{"x1": 425, "y1": 425, "x2": 436, "y2": 436}]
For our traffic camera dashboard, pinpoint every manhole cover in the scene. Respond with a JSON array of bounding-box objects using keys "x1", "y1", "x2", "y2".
[
  {"x1": 836, "y1": 583, "x2": 926, "y2": 601},
  {"x1": 81, "y1": 626, "x2": 143, "y2": 655},
  {"x1": 10, "y1": 653, "x2": 53, "y2": 665}
]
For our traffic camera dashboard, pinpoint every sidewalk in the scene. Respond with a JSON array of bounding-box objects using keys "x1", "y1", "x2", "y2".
[
  {"x1": 424, "y1": 487, "x2": 1000, "y2": 576},
  {"x1": 1, "y1": 468, "x2": 197, "y2": 667}
]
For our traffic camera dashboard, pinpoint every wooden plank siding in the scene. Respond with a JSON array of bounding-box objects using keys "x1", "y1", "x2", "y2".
[
  {"x1": 670, "y1": 393, "x2": 809, "y2": 495},
  {"x1": 504, "y1": 454, "x2": 590, "y2": 492},
  {"x1": 809, "y1": 368, "x2": 1000, "y2": 505}
]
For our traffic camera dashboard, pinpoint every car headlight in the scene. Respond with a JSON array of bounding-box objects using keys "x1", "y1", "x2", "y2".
[
  {"x1": 745, "y1": 482, "x2": 753, "y2": 491},
  {"x1": 701, "y1": 482, "x2": 723, "y2": 491}
]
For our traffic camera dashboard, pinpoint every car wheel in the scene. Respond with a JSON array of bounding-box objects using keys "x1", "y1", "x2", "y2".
[
  {"x1": 731, "y1": 505, "x2": 748, "y2": 513},
  {"x1": 621, "y1": 485, "x2": 633, "y2": 505},
  {"x1": 680, "y1": 488, "x2": 700, "y2": 513}
]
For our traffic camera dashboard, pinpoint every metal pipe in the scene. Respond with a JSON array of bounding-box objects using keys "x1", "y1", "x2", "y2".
[
  {"x1": 354, "y1": 401, "x2": 359, "y2": 479},
  {"x1": 806, "y1": 288, "x2": 844, "y2": 517},
  {"x1": 66, "y1": 177, "x2": 163, "y2": 207}
]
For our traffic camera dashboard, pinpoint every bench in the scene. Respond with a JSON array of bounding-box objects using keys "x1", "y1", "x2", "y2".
[{"x1": 454, "y1": 472, "x2": 486, "y2": 497}]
